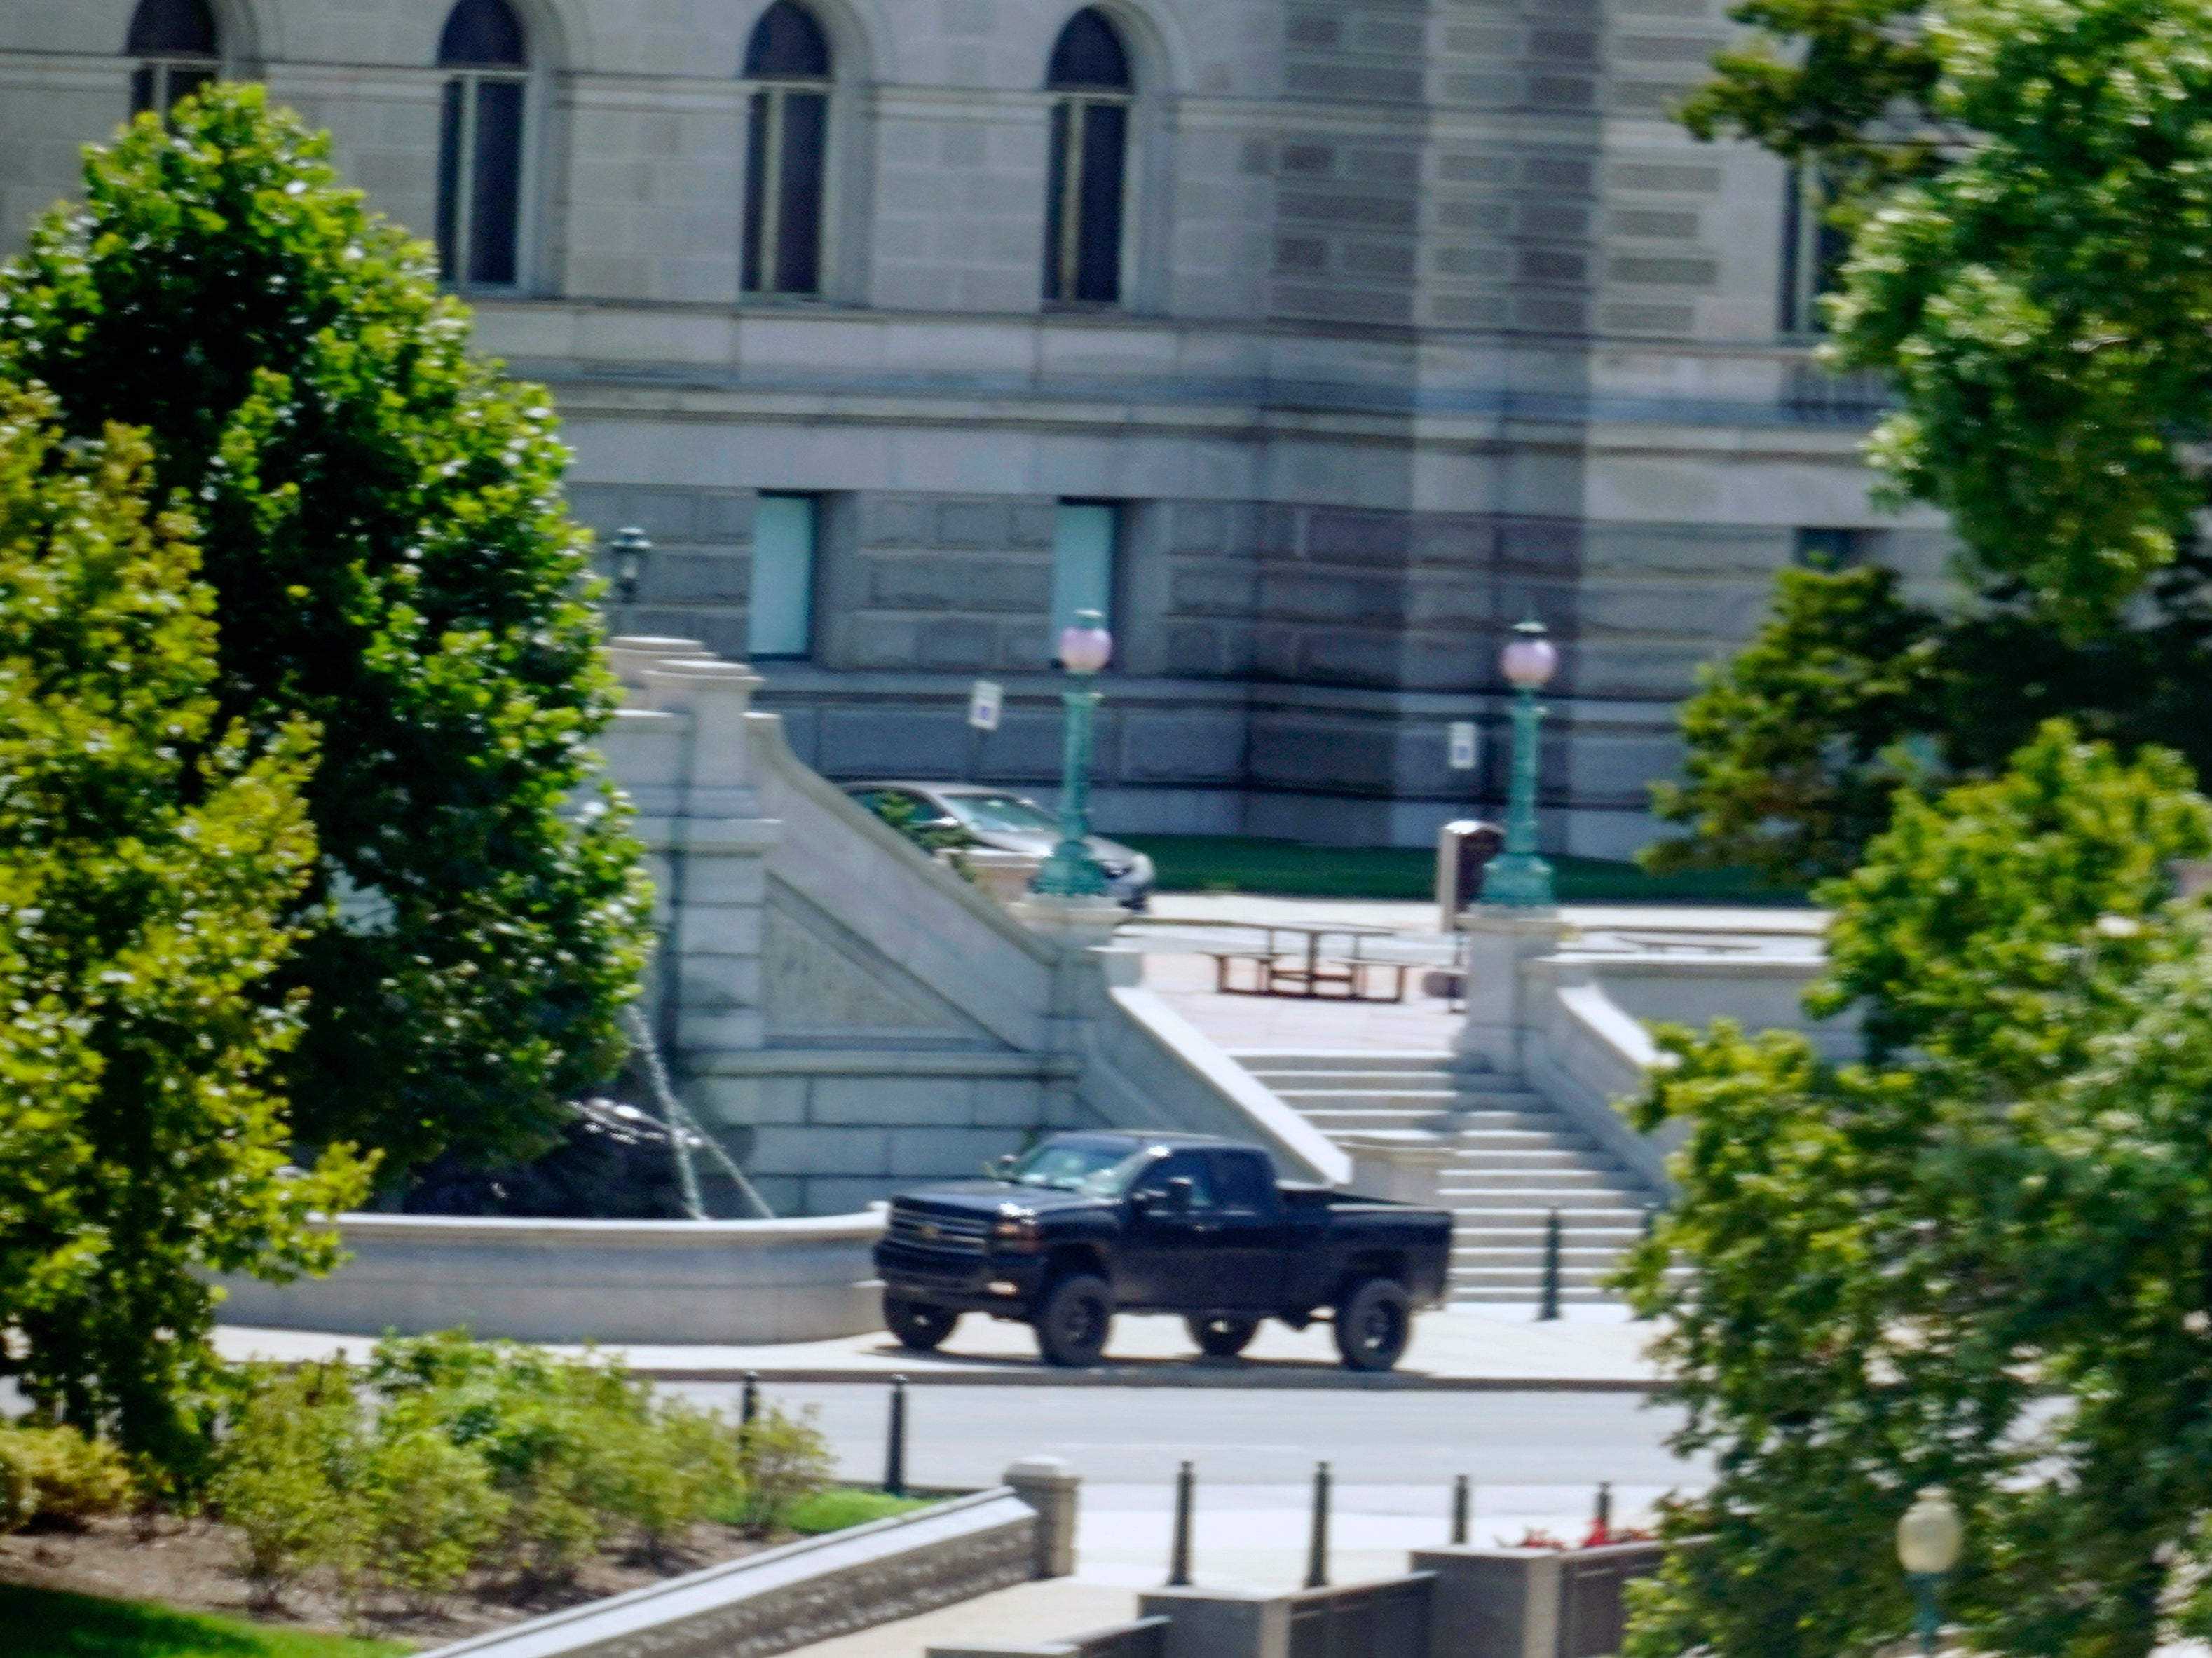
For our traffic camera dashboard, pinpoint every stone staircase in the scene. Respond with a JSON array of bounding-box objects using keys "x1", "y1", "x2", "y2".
[{"x1": 1232, "y1": 1052, "x2": 1662, "y2": 1304}]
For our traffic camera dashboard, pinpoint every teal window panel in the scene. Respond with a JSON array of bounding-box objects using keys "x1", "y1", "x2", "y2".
[
  {"x1": 1050, "y1": 501, "x2": 1117, "y2": 646},
  {"x1": 750, "y1": 493, "x2": 817, "y2": 658}
]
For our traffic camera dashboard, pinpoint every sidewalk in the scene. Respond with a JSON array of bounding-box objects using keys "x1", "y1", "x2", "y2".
[{"x1": 216, "y1": 1305, "x2": 1663, "y2": 1391}]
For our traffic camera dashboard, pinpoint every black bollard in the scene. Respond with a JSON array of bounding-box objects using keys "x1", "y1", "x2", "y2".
[
  {"x1": 1452, "y1": 1474, "x2": 1470, "y2": 1546},
  {"x1": 741, "y1": 1371, "x2": 760, "y2": 1427},
  {"x1": 1538, "y1": 1208, "x2": 1563, "y2": 1321},
  {"x1": 1167, "y1": 1461, "x2": 1194, "y2": 1587},
  {"x1": 1595, "y1": 1480, "x2": 1613, "y2": 1543},
  {"x1": 885, "y1": 1375, "x2": 908, "y2": 1497},
  {"x1": 1304, "y1": 1461, "x2": 1332, "y2": 1589}
]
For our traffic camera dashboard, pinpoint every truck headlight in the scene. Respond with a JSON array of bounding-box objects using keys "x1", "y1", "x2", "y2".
[{"x1": 992, "y1": 1211, "x2": 1042, "y2": 1250}]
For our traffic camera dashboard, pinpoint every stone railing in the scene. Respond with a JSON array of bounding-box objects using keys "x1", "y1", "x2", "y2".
[
  {"x1": 422, "y1": 1462, "x2": 1081, "y2": 1658},
  {"x1": 214, "y1": 1209, "x2": 884, "y2": 1345}
]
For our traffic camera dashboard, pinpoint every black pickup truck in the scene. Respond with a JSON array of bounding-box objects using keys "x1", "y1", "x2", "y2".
[{"x1": 873, "y1": 1131, "x2": 1454, "y2": 1371}]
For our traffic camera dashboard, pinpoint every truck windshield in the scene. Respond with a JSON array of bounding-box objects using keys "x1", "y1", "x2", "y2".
[{"x1": 1006, "y1": 1141, "x2": 1150, "y2": 1197}]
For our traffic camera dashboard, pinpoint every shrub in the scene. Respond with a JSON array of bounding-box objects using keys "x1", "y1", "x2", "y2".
[
  {"x1": 355, "y1": 1424, "x2": 504, "y2": 1613},
  {"x1": 730, "y1": 1403, "x2": 835, "y2": 1537},
  {"x1": 0, "y1": 1425, "x2": 135, "y2": 1527},
  {"x1": 211, "y1": 1364, "x2": 364, "y2": 1609},
  {"x1": 365, "y1": 1332, "x2": 642, "y2": 1586},
  {"x1": 599, "y1": 1397, "x2": 739, "y2": 1564}
]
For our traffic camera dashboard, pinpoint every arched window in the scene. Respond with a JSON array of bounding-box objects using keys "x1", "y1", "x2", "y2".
[
  {"x1": 742, "y1": 2, "x2": 833, "y2": 297},
  {"x1": 437, "y1": 0, "x2": 528, "y2": 289},
  {"x1": 128, "y1": 0, "x2": 220, "y2": 117},
  {"x1": 1044, "y1": 9, "x2": 1131, "y2": 305}
]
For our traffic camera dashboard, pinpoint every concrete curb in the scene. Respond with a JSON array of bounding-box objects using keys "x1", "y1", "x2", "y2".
[{"x1": 630, "y1": 1364, "x2": 1662, "y2": 1393}]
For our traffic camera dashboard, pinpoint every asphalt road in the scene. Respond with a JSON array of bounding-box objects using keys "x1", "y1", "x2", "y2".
[{"x1": 666, "y1": 1380, "x2": 1702, "y2": 1493}]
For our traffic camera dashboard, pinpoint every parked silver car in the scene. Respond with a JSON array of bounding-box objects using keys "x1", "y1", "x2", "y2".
[{"x1": 840, "y1": 781, "x2": 1155, "y2": 910}]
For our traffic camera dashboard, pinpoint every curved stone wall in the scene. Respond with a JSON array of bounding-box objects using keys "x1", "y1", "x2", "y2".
[{"x1": 216, "y1": 1209, "x2": 886, "y2": 1345}]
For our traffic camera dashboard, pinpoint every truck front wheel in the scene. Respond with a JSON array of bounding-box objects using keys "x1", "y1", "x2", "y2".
[
  {"x1": 1187, "y1": 1315, "x2": 1259, "y2": 1357},
  {"x1": 884, "y1": 1293, "x2": 960, "y2": 1352},
  {"x1": 1032, "y1": 1273, "x2": 1114, "y2": 1367},
  {"x1": 1334, "y1": 1278, "x2": 1411, "y2": 1372}
]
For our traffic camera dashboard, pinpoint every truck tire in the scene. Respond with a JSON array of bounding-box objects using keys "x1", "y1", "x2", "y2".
[
  {"x1": 1334, "y1": 1278, "x2": 1412, "y2": 1372},
  {"x1": 1187, "y1": 1315, "x2": 1259, "y2": 1357},
  {"x1": 1033, "y1": 1274, "x2": 1114, "y2": 1368},
  {"x1": 884, "y1": 1293, "x2": 960, "y2": 1352}
]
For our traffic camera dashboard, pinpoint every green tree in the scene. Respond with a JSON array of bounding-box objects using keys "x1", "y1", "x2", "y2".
[
  {"x1": 1623, "y1": 723, "x2": 2212, "y2": 1658},
  {"x1": 1646, "y1": 558, "x2": 2212, "y2": 885},
  {"x1": 1655, "y1": 0, "x2": 2212, "y2": 878},
  {"x1": 0, "y1": 85, "x2": 650, "y2": 1176},
  {"x1": 0, "y1": 390, "x2": 367, "y2": 1469}
]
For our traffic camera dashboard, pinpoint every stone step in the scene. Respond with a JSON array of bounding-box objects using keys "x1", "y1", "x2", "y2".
[
  {"x1": 1452, "y1": 1244, "x2": 1628, "y2": 1266},
  {"x1": 1442, "y1": 1169, "x2": 1647, "y2": 1191}
]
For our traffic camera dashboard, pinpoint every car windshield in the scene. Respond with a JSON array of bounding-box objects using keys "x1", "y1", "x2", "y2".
[
  {"x1": 943, "y1": 793, "x2": 1058, "y2": 834},
  {"x1": 1004, "y1": 1139, "x2": 1152, "y2": 1196}
]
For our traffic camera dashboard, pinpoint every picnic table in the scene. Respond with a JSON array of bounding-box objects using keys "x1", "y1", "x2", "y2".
[{"x1": 1204, "y1": 922, "x2": 1410, "y2": 1003}]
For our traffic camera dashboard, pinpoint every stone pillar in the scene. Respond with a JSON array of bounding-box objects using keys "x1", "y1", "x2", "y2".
[
  {"x1": 1138, "y1": 1587, "x2": 1290, "y2": 1658},
  {"x1": 1003, "y1": 1456, "x2": 1080, "y2": 1579},
  {"x1": 1455, "y1": 906, "x2": 1573, "y2": 1074},
  {"x1": 1412, "y1": 1547, "x2": 1562, "y2": 1658},
  {"x1": 636, "y1": 658, "x2": 784, "y2": 1068}
]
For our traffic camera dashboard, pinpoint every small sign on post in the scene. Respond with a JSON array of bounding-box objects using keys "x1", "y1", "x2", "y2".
[
  {"x1": 1447, "y1": 720, "x2": 1480, "y2": 771},
  {"x1": 967, "y1": 679, "x2": 1003, "y2": 732}
]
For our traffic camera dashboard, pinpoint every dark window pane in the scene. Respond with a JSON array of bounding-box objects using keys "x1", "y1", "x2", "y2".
[
  {"x1": 745, "y1": 1, "x2": 831, "y2": 78},
  {"x1": 435, "y1": 80, "x2": 464, "y2": 282},
  {"x1": 168, "y1": 65, "x2": 216, "y2": 109},
  {"x1": 439, "y1": 0, "x2": 526, "y2": 67},
  {"x1": 775, "y1": 91, "x2": 826, "y2": 294},
  {"x1": 1210, "y1": 1152, "x2": 1274, "y2": 1211},
  {"x1": 1043, "y1": 100, "x2": 1071, "y2": 299},
  {"x1": 742, "y1": 93, "x2": 771, "y2": 292},
  {"x1": 127, "y1": 0, "x2": 217, "y2": 55},
  {"x1": 1047, "y1": 9, "x2": 1130, "y2": 90},
  {"x1": 1074, "y1": 100, "x2": 1125, "y2": 302},
  {"x1": 130, "y1": 65, "x2": 157, "y2": 116},
  {"x1": 468, "y1": 79, "x2": 524, "y2": 285}
]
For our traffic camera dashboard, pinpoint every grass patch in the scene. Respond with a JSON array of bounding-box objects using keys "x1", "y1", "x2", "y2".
[
  {"x1": 0, "y1": 1582, "x2": 407, "y2": 1658},
  {"x1": 1121, "y1": 835, "x2": 1805, "y2": 906},
  {"x1": 779, "y1": 1489, "x2": 937, "y2": 1535}
]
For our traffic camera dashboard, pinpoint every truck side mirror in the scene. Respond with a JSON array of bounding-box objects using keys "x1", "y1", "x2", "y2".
[{"x1": 1166, "y1": 1176, "x2": 1194, "y2": 1212}]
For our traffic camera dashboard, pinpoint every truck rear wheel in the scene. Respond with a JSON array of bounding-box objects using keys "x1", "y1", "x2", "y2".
[
  {"x1": 884, "y1": 1293, "x2": 960, "y2": 1352},
  {"x1": 1187, "y1": 1315, "x2": 1259, "y2": 1357},
  {"x1": 1033, "y1": 1273, "x2": 1113, "y2": 1368},
  {"x1": 1334, "y1": 1278, "x2": 1411, "y2": 1372}
]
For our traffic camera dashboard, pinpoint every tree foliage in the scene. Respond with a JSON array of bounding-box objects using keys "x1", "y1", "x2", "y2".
[
  {"x1": 1623, "y1": 723, "x2": 2212, "y2": 1658},
  {"x1": 0, "y1": 86, "x2": 650, "y2": 1175},
  {"x1": 1827, "y1": 0, "x2": 2212, "y2": 631},
  {"x1": 1646, "y1": 559, "x2": 2212, "y2": 885},
  {"x1": 0, "y1": 390, "x2": 368, "y2": 1469},
  {"x1": 1657, "y1": 0, "x2": 2212, "y2": 878}
]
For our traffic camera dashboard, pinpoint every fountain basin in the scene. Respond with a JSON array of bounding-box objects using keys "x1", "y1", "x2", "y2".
[{"x1": 215, "y1": 1209, "x2": 887, "y2": 1345}]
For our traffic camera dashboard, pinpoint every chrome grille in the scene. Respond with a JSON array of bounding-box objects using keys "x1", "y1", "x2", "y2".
[{"x1": 888, "y1": 1205, "x2": 990, "y2": 1253}]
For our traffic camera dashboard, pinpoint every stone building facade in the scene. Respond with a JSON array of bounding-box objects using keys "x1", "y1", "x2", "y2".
[{"x1": 0, "y1": 0, "x2": 1948, "y2": 855}]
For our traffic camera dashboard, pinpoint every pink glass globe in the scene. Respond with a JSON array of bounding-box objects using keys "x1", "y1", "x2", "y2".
[
  {"x1": 1501, "y1": 620, "x2": 1557, "y2": 689},
  {"x1": 1058, "y1": 610, "x2": 1113, "y2": 674}
]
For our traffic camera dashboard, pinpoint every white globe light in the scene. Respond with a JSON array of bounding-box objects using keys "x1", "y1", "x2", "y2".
[
  {"x1": 1058, "y1": 610, "x2": 1113, "y2": 674},
  {"x1": 1897, "y1": 1486, "x2": 1963, "y2": 1575},
  {"x1": 1501, "y1": 619, "x2": 1557, "y2": 689}
]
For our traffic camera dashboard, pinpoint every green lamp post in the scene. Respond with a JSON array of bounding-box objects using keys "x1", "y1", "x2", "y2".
[
  {"x1": 1482, "y1": 617, "x2": 1558, "y2": 907},
  {"x1": 1030, "y1": 609, "x2": 1114, "y2": 899},
  {"x1": 1897, "y1": 1486, "x2": 1962, "y2": 1657}
]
